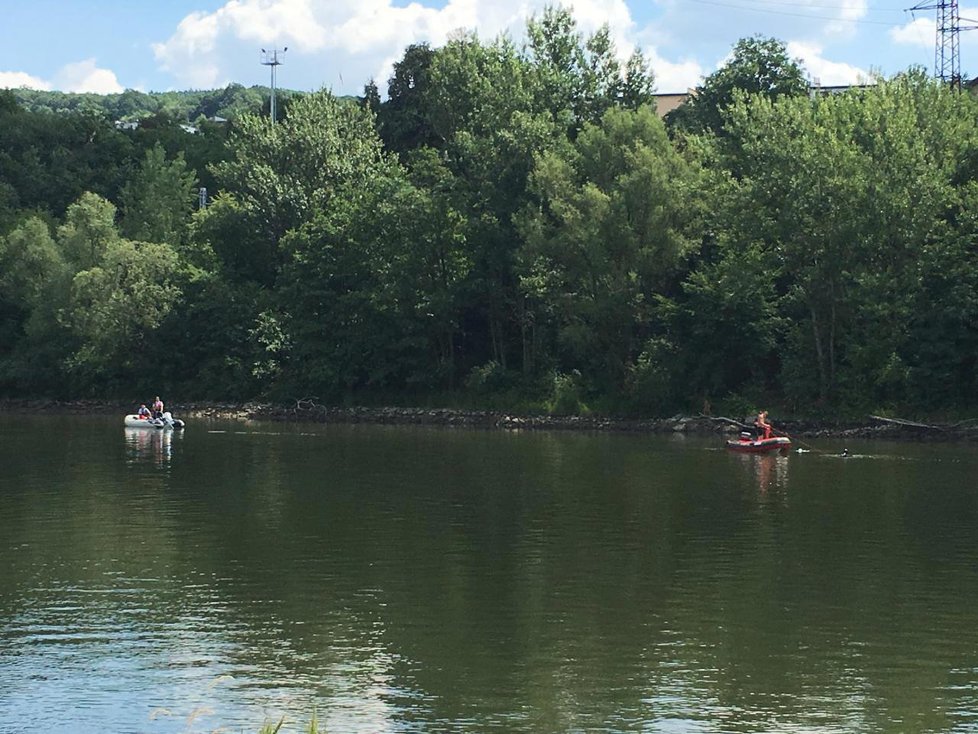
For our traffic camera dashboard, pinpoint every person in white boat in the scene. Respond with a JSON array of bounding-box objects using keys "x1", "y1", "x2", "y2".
[
  {"x1": 152, "y1": 396, "x2": 164, "y2": 418},
  {"x1": 137, "y1": 404, "x2": 151, "y2": 420}
]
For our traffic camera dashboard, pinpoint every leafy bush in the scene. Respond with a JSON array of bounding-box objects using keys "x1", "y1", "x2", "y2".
[{"x1": 546, "y1": 371, "x2": 589, "y2": 416}]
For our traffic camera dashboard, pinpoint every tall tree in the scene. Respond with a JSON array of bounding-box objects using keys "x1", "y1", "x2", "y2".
[
  {"x1": 63, "y1": 236, "x2": 182, "y2": 379},
  {"x1": 120, "y1": 143, "x2": 197, "y2": 245},
  {"x1": 525, "y1": 7, "x2": 656, "y2": 137},
  {"x1": 376, "y1": 43, "x2": 441, "y2": 155},
  {"x1": 426, "y1": 32, "x2": 557, "y2": 371},
  {"x1": 279, "y1": 162, "x2": 469, "y2": 397},
  {"x1": 203, "y1": 89, "x2": 388, "y2": 283},
  {"x1": 698, "y1": 71, "x2": 978, "y2": 407},
  {"x1": 0, "y1": 217, "x2": 72, "y2": 392},
  {"x1": 667, "y1": 36, "x2": 809, "y2": 137},
  {"x1": 57, "y1": 192, "x2": 120, "y2": 272},
  {"x1": 516, "y1": 105, "x2": 701, "y2": 391}
]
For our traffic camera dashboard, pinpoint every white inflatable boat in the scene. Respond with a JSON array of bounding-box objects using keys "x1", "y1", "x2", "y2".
[{"x1": 124, "y1": 411, "x2": 185, "y2": 429}]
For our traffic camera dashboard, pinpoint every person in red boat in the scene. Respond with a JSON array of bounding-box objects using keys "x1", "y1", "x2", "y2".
[{"x1": 755, "y1": 410, "x2": 773, "y2": 440}]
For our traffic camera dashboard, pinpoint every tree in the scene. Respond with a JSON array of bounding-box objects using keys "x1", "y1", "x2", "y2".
[
  {"x1": 62, "y1": 237, "x2": 182, "y2": 378},
  {"x1": 0, "y1": 100, "x2": 133, "y2": 219},
  {"x1": 120, "y1": 143, "x2": 197, "y2": 245},
  {"x1": 57, "y1": 192, "x2": 120, "y2": 271},
  {"x1": 375, "y1": 43, "x2": 441, "y2": 155},
  {"x1": 204, "y1": 89, "x2": 389, "y2": 281},
  {"x1": 0, "y1": 217, "x2": 67, "y2": 309},
  {"x1": 425, "y1": 32, "x2": 558, "y2": 372},
  {"x1": 277, "y1": 153, "x2": 470, "y2": 397},
  {"x1": 516, "y1": 105, "x2": 702, "y2": 392},
  {"x1": 0, "y1": 217, "x2": 72, "y2": 391},
  {"x1": 667, "y1": 36, "x2": 809, "y2": 137},
  {"x1": 524, "y1": 7, "x2": 656, "y2": 137},
  {"x1": 698, "y1": 71, "x2": 978, "y2": 407}
]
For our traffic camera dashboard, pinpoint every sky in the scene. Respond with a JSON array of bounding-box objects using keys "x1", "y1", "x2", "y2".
[{"x1": 1, "y1": 0, "x2": 976, "y2": 97}]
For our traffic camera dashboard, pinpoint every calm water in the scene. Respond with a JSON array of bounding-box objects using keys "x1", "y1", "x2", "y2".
[{"x1": 2, "y1": 415, "x2": 978, "y2": 733}]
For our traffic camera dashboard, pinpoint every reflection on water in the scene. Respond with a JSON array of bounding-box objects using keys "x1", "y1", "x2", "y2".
[
  {"x1": 124, "y1": 426, "x2": 181, "y2": 466},
  {"x1": 3, "y1": 417, "x2": 978, "y2": 733},
  {"x1": 732, "y1": 451, "x2": 791, "y2": 495}
]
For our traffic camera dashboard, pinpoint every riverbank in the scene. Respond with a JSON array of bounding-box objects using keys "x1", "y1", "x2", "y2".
[{"x1": 2, "y1": 398, "x2": 975, "y2": 441}]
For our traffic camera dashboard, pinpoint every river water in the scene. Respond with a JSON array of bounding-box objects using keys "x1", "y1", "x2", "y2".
[{"x1": 1, "y1": 414, "x2": 977, "y2": 733}]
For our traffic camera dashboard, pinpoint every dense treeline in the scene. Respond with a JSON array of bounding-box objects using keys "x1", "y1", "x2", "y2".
[
  {"x1": 2, "y1": 10, "x2": 977, "y2": 417},
  {"x1": 11, "y1": 83, "x2": 296, "y2": 124}
]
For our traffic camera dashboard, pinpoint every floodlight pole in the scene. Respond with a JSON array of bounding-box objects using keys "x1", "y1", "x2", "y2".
[{"x1": 260, "y1": 47, "x2": 287, "y2": 124}]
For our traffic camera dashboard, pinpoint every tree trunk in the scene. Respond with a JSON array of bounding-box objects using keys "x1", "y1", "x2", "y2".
[{"x1": 810, "y1": 304, "x2": 829, "y2": 403}]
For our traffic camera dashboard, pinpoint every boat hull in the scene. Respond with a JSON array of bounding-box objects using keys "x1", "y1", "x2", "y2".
[
  {"x1": 725, "y1": 436, "x2": 791, "y2": 454},
  {"x1": 124, "y1": 414, "x2": 185, "y2": 429}
]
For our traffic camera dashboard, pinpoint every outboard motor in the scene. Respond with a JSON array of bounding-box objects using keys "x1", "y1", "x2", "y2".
[{"x1": 161, "y1": 410, "x2": 186, "y2": 429}]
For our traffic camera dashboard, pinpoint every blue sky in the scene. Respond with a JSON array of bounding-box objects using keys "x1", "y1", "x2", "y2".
[{"x1": 1, "y1": 0, "x2": 976, "y2": 96}]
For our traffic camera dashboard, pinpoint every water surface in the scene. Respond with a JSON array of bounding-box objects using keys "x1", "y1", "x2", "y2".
[{"x1": 1, "y1": 415, "x2": 977, "y2": 733}]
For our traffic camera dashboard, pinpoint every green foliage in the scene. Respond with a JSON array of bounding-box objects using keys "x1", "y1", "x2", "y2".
[
  {"x1": 278, "y1": 160, "x2": 470, "y2": 397},
  {"x1": 525, "y1": 7, "x2": 655, "y2": 136},
  {"x1": 0, "y1": 217, "x2": 72, "y2": 392},
  {"x1": 695, "y1": 69, "x2": 978, "y2": 408},
  {"x1": 0, "y1": 96, "x2": 133, "y2": 219},
  {"x1": 257, "y1": 717, "x2": 286, "y2": 734},
  {"x1": 667, "y1": 36, "x2": 809, "y2": 137},
  {"x1": 547, "y1": 371, "x2": 589, "y2": 415},
  {"x1": 57, "y1": 192, "x2": 121, "y2": 271},
  {"x1": 151, "y1": 273, "x2": 270, "y2": 399},
  {"x1": 62, "y1": 237, "x2": 182, "y2": 377},
  {"x1": 465, "y1": 360, "x2": 513, "y2": 394},
  {"x1": 191, "y1": 193, "x2": 274, "y2": 285},
  {"x1": 207, "y1": 89, "x2": 389, "y2": 274},
  {"x1": 3, "y1": 26, "x2": 978, "y2": 418},
  {"x1": 625, "y1": 337, "x2": 681, "y2": 415},
  {"x1": 12, "y1": 84, "x2": 272, "y2": 123},
  {"x1": 0, "y1": 217, "x2": 67, "y2": 308},
  {"x1": 517, "y1": 105, "x2": 702, "y2": 391},
  {"x1": 376, "y1": 43, "x2": 440, "y2": 155},
  {"x1": 120, "y1": 143, "x2": 198, "y2": 245}
]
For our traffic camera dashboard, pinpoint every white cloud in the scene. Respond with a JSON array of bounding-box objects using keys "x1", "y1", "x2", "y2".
[
  {"x1": 0, "y1": 62, "x2": 123, "y2": 94},
  {"x1": 889, "y1": 4, "x2": 978, "y2": 52},
  {"x1": 152, "y1": 0, "x2": 648, "y2": 92},
  {"x1": 823, "y1": 0, "x2": 868, "y2": 38},
  {"x1": 648, "y1": 52, "x2": 704, "y2": 92},
  {"x1": 0, "y1": 71, "x2": 51, "y2": 90},
  {"x1": 890, "y1": 16, "x2": 934, "y2": 48},
  {"x1": 54, "y1": 60, "x2": 124, "y2": 94},
  {"x1": 787, "y1": 41, "x2": 869, "y2": 85}
]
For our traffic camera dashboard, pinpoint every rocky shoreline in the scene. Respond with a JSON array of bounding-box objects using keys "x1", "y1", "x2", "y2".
[{"x1": 2, "y1": 397, "x2": 975, "y2": 442}]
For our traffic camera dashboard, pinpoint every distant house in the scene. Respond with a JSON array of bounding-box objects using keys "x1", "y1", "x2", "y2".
[
  {"x1": 653, "y1": 91, "x2": 694, "y2": 118},
  {"x1": 653, "y1": 82, "x2": 877, "y2": 119},
  {"x1": 114, "y1": 120, "x2": 139, "y2": 131},
  {"x1": 179, "y1": 123, "x2": 198, "y2": 134},
  {"x1": 808, "y1": 80, "x2": 875, "y2": 97}
]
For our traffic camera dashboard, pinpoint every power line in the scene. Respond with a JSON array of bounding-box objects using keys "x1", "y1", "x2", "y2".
[
  {"x1": 693, "y1": 0, "x2": 906, "y2": 12},
  {"x1": 685, "y1": 0, "x2": 910, "y2": 25}
]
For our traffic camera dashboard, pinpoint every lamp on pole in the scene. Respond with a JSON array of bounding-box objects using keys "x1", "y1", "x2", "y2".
[{"x1": 260, "y1": 47, "x2": 287, "y2": 123}]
